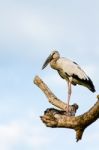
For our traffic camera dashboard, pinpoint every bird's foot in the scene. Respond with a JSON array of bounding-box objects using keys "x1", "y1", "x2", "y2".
[
  {"x1": 65, "y1": 104, "x2": 78, "y2": 116},
  {"x1": 65, "y1": 105, "x2": 71, "y2": 116}
]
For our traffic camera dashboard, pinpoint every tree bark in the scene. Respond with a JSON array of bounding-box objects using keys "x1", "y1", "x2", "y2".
[{"x1": 33, "y1": 75, "x2": 99, "y2": 142}]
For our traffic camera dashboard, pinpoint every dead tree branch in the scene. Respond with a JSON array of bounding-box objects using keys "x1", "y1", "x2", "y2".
[
  {"x1": 34, "y1": 76, "x2": 78, "y2": 115},
  {"x1": 33, "y1": 75, "x2": 99, "y2": 142}
]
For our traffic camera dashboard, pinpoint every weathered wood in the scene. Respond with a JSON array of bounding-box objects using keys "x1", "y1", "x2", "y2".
[
  {"x1": 34, "y1": 76, "x2": 78, "y2": 116},
  {"x1": 33, "y1": 75, "x2": 99, "y2": 141}
]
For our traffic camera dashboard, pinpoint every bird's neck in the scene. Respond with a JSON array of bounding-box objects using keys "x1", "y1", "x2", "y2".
[{"x1": 50, "y1": 59, "x2": 58, "y2": 70}]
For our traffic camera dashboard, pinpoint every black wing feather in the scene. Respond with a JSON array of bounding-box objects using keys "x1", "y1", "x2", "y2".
[{"x1": 72, "y1": 74, "x2": 96, "y2": 92}]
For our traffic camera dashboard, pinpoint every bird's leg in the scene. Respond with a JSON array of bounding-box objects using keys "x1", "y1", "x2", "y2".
[{"x1": 67, "y1": 81, "x2": 72, "y2": 113}]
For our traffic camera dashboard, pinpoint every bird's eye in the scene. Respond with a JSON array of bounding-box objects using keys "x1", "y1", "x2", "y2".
[{"x1": 51, "y1": 52, "x2": 55, "y2": 56}]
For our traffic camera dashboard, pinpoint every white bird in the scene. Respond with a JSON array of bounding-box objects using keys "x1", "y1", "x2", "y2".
[{"x1": 42, "y1": 50, "x2": 96, "y2": 113}]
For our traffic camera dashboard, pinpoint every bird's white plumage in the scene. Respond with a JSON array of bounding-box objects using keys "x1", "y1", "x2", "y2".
[
  {"x1": 42, "y1": 50, "x2": 95, "y2": 92},
  {"x1": 57, "y1": 57, "x2": 88, "y2": 80}
]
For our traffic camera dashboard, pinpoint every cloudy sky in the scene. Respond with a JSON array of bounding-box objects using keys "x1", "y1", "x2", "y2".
[{"x1": 0, "y1": 0, "x2": 99, "y2": 150}]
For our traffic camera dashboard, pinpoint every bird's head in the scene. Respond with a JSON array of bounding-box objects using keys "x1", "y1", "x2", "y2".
[{"x1": 42, "y1": 50, "x2": 60, "y2": 69}]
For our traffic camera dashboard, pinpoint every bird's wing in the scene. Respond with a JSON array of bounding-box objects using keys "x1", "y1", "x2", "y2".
[
  {"x1": 57, "y1": 57, "x2": 88, "y2": 80},
  {"x1": 57, "y1": 58, "x2": 95, "y2": 92}
]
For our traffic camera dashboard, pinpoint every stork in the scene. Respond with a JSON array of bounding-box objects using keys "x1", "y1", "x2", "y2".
[{"x1": 42, "y1": 50, "x2": 96, "y2": 113}]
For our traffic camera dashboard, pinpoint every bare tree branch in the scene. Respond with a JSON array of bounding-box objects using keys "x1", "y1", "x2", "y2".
[
  {"x1": 33, "y1": 75, "x2": 99, "y2": 141},
  {"x1": 34, "y1": 75, "x2": 78, "y2": 116}
]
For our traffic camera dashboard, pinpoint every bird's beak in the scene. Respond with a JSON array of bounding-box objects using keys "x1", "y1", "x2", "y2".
[{"x1": 42, "y1": 54, "x2": 53, "y2": 69}]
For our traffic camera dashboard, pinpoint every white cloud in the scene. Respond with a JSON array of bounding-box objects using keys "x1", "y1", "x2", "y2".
[
  {"x1": 0, "y1": 120, "x2": 52, "y2": 150},
  {"x1": 0, "y1": 2, "x2": 65, "y2": 42},
  {"x1": 0, "y1": 122, "x2": 21, "y2": 150}
]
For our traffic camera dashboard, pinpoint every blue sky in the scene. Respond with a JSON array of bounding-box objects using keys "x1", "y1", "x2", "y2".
[{"x1": 0, "y1": 0, "x2": 99, "y2": 150}]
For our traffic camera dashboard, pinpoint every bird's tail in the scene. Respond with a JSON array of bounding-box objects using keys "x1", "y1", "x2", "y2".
[{"x1": 87, "y1": 77, "x2": 96, "y2": 92}]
